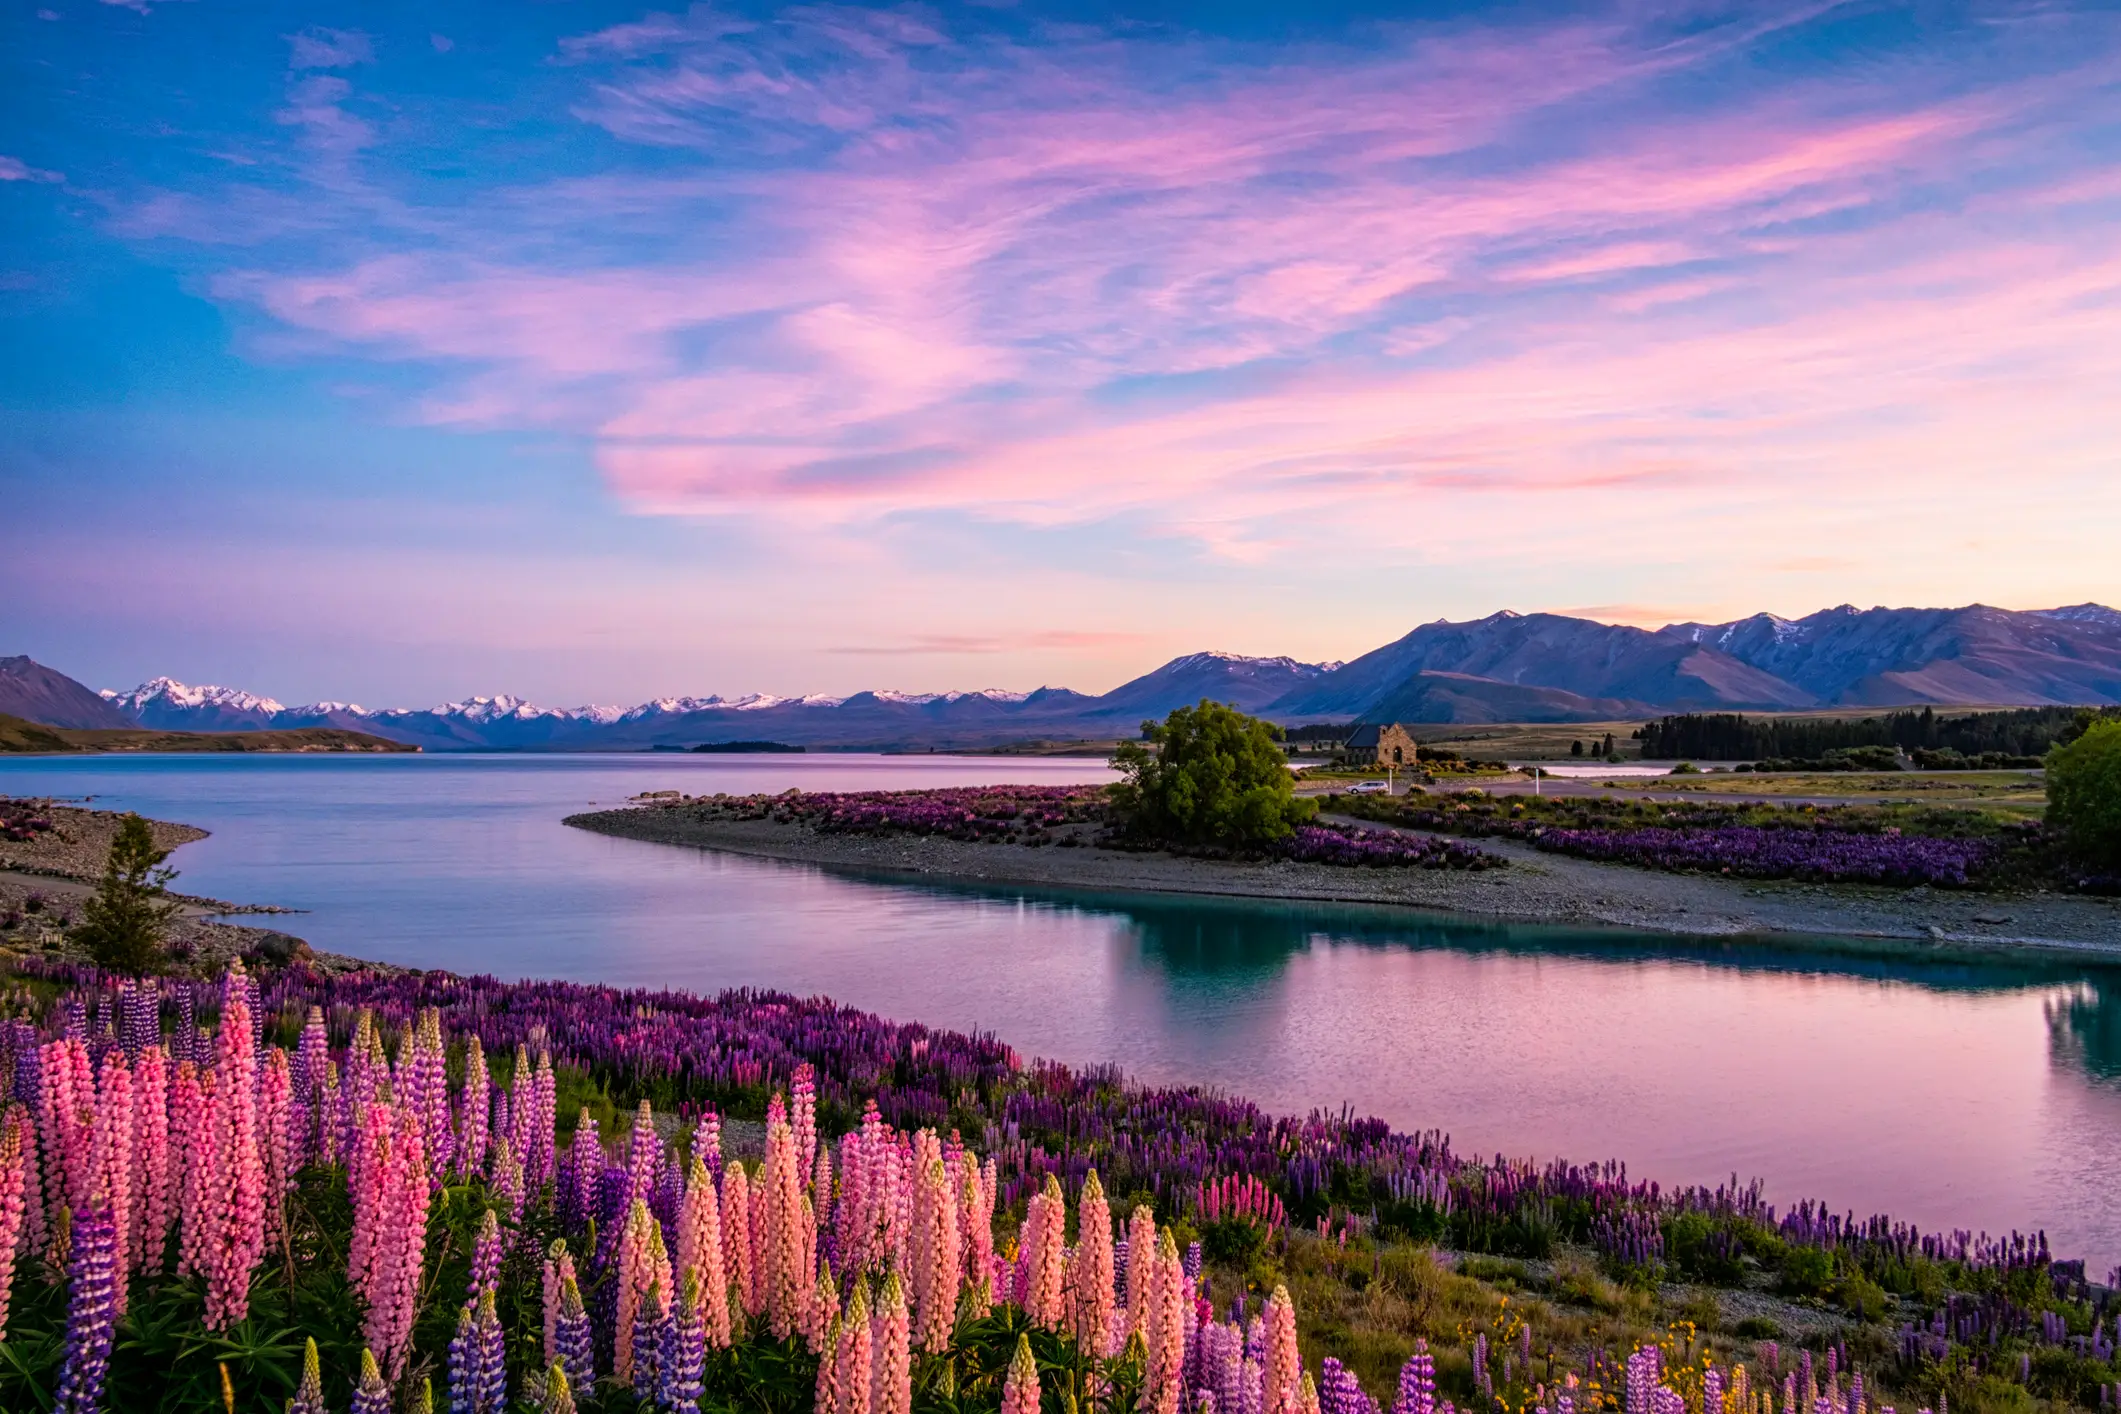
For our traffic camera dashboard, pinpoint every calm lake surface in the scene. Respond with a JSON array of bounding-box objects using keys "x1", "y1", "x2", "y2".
[{"x1": 7, "y1": 752, "x2": 2121, "y2": 1272}]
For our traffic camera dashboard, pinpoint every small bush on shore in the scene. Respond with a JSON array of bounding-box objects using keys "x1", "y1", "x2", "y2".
[
  {"x1": 69, "y1": 811, "x2": 180, "y2": 974},
  {"x1": 1110, "y1": 700, "x2": 1316, "y2": 845},
  {"x1": 2046, "y1": 719, "x2": 2121, "y2": 871}
]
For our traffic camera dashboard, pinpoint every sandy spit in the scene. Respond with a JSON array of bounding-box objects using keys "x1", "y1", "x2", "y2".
[{"x1": 566, "y1": 806, "x2": 2121, "y2": 958}]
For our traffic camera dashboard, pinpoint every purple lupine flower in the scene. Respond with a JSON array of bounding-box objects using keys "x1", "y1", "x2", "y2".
[
  {"x1": 119, "y1": 980, "x2": 158, "y2": 1058},
  {"x1": 1184, "y1": 1240, "x2": 1203, "y2": 1282},
  {"x1": 662, "y1": 1274, "x2": 707, "y2": 1414},
  {"x1": 352, "y1": 1349, "x2": 392, "y2": 1414},
  {"x1": 467, "y1": 1208, "x2": 504, "y2": 1301},
  {"x1": 1395, "y1": 1341, "x2": 1437, "y2": 1414},
  {"x1": 555, "y1": 1275, "x2": 595, "y2": 1396},
  {"x1": 53, "y1": 1206, "x2": 118, "y2": 1414},
  {"x1": 633, "y1": 1285, "x2": 670, "y2": 1397},
  {"x1": 1320, "y1": 1357, "x2": 1381, "y2": 1414},
  {"x1": 448, "y1": 1290, "x2": 508, "y2": 1414},
  {"x1": 1625, "y1": 1347, "x2": 1662, "y2": 1414},
  {"x1": 288, "y1": 1337, "x2": 328, "y2": 1414}
]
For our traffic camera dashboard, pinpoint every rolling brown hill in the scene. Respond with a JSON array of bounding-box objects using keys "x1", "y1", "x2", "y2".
[{"x1": 0, "y1": 713, "x2": 416, "y2": 754}]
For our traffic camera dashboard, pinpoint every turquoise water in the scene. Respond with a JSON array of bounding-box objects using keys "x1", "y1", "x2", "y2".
[{"x1": 6, "y1": 752, "x2": 2121, "y2": 1272}]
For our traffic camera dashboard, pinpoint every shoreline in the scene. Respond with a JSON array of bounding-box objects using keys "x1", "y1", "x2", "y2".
[
  {"x1": 566, "y1": 804, "x2": 2121, "y2": 957},
  {"x1": 0, "y1": 799, "x2": 389, "y2": 976}
]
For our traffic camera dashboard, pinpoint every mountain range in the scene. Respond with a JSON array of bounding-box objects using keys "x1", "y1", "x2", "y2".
[{"x1": 7, "y1": 602, "x2": 2119, "y2": 750}]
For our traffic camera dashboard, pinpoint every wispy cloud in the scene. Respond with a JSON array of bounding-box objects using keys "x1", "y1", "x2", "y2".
[
  {"x1": 830, "y1": 629, "x2": 1151, "y2": 655},
  {"x1": 0, "y1": 156, "x2": 65, "y2": 183},
  {"x1": 117, "y1": 2, "x2": 2121, "y2": 576}
]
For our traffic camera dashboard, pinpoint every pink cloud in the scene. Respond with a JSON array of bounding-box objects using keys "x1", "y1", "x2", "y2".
[{"x1": 203, "y1": 5, "x2": 2121, "y2": 572}]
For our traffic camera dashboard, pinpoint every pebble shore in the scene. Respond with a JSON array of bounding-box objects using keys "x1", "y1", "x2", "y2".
[{"x1": 568, "y1": 803, "x2": 2121, "y2": 956}]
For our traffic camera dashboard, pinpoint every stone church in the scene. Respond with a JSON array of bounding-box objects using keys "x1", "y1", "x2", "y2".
[{"x1": 1342, "y1": 722, "x2": 1420, "y2": 768}]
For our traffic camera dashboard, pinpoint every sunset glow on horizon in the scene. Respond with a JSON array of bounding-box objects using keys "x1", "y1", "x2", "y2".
[{"x1": 5, "y1": 0, "x2": 2119, "y2": 705}]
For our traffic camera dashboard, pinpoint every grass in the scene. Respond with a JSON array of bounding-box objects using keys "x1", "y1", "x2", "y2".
[{"x1": 1610, "y1": 771, "x2": 2048, "y2": 818}]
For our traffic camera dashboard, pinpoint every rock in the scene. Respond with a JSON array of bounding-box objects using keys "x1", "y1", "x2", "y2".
[
  {"x1": 244, "y1": 931, "x2": 313, "y2": 965},
  {"x1": 1926, "y1": 925, "x2": 1947, "y2": 939}
]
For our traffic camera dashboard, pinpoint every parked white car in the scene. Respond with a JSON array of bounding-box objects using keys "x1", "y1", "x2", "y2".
[{"x1": 1348, "y1": 779, "x2": 1389, "y2": 795}]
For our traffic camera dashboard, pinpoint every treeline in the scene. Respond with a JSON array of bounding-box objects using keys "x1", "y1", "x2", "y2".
[{"x1": 1638, "y1": 706, "x2": 2117, "y2": 762}]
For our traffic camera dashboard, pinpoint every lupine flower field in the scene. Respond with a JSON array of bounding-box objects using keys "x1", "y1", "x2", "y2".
[
  {"x1": 640, "y1": 790, "x2": 1503, "y2": 871},
  {"x1": 1325, "y1": 793, "x2": 2067, "y2": 890},
  {"x1": 0, "y1": 956, "x2": 2112, "y2": 1412}
]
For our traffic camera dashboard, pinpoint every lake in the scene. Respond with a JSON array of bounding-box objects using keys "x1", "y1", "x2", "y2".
[{"x1": 6, "y1": 751, "x2": 2120, "y2": 1273}]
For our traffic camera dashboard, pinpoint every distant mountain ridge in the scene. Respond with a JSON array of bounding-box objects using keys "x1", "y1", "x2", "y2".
[
  {"x1": 10, "y1": 600, "x2": 2119, "y2": 749},
  {"x1": 1, "y1": 656, "x2": 134, "y2": 730}
]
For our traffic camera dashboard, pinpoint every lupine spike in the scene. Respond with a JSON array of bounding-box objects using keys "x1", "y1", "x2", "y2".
[
  {"x1": 1001, "y1": 1331, "x2": 1040, "y2": 1414},
  {"x1": 287, "y1": 1336, "x2": 327, "y2": 1414},
  {"x1": 52, "y1": 1204, "x2": 117, "y2": 1414}
]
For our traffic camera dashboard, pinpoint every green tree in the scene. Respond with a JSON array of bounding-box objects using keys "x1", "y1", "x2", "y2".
[
  {"x1": 71, "y1": 812, "x2": 182, "y2": 973},
  {"x1": 1109, "y1": 700, "x2": 1315, "y2": 846},
  {"x1": 2047, "y1": 719, "x2": 2121, "y2": 871}
]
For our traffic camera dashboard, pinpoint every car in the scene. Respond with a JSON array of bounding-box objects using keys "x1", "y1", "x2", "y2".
[{"x1": 1348, "y1": 779, "x2": 1389, "y2": 794}]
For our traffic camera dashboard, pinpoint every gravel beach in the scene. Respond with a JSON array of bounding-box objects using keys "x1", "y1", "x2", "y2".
[
  {"x1": 0, "y1": 799, "x2": 383, "y2": 974},
  {"x1": 567, "y1": 803, "x2": 2121, "y2": 957}
]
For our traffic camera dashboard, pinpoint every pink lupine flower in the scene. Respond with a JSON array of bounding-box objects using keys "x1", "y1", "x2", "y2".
[
  {"x1": 1263, "y1": 1285, "x2": 1301, "y2": 1414},
  {"x1": 614, "y1": 1197, "x2": 672, "y2": 1387},
  {"x1": 760, "y1": 1112, "x2": 809, "y2": 1338},
  {"x1": 129, "y1": 1045, "x2": 170, "y2": 1276},
  {"x1": 957, "y1": 1157, "x2": 994, "y2": 1316},
  {"x1": 722, "y1": 1161, "x2": 757, "y2": 1320},
  {"x1": 1001, "y1": 1333, "x2": 1041, "y2": 1414},
  {"x1": 1021, "y1": 1174, "x2": 1068, "y2": 1329},
  {"x1": 91, "y1": 1051, "x2": 133, "y2": 1315},
  {"x1": 202, "y1": 962, "x2": 266, "y2": 1330},
  {"x1": 314, "y1": 1058, "x2": 342, "y2": 1169},
  {"x1": 1144, "y1": 1231, "x2": 1187, "y2": 1414},
  {"x1": 871, "y1": 1268, "x2": 912, "y2": 1414},
  {"x1": 531, "y1": 1051, "x2": 556, "y2": 1184},
  {"x1": 1125, "y1": 1205, "x2": 1157, "y2": 1334},
  {"x1": 0, "y1": 1106, "x2": 29, "y2": 1339},
  {"x1": 1069, "y1": 1169, "x2": 1116, "y2": 1358},
  {"x1": 171, "y1": 1061, "x2": 211, "y2": 1280},
  {"x1": 791, "y1": 1063, "x2": 817, "y2": 1181},
  {"x1": 836, "y1": 1127, "x2": 866, "y2": 1273},
  {"x1": 456, "y1": 1036, "x2": 490, "y2": 1180},
  {"x1": 258, "y1": 1047, "x2": 294, "y2": 1250},
  {"x1": 834, "y1": 1280, "x2": 874, "y2": 1414},
  {"x1": 910, "y1": 1154, "x2": 960, "y2": 1353},
  {"x1": 350, "y1": 1103, "x2": 430, "y2": 1377},
  {"x1": 39, "y1": 1035, "x2": 95, "y2": 1229},
  {"x1": 507, "y1": 1046, "x2": 535, "y2": 1176},
  {"x1": 803, "y1": 1268, "x2": 839, "y2": 1357},
  {"x1": 674, "y1": 1155, "x2": 728, "y2": 1347}
]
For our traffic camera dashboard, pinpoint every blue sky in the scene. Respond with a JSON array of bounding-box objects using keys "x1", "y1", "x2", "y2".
[{"x1": 4, "y1": 0, "x2": 2119, "y2": 707}]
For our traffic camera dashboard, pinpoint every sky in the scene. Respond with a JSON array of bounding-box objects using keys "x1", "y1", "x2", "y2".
[{"x1": 3, "y1": 0, "x2": 2119, "y2": 708}]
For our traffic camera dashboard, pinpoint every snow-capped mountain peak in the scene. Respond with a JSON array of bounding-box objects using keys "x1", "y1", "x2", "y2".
[
  {"x1": 1163, "y1": 651, "x2": 1332, "y2": 675},
  {"x1": 425, "y1": 695, "x2": 560, "y2": 724},
  {"x1": 2034, "y1": 603, "x2": 2121, "y2": 630},
  {"x1": 104, "y1": 677, "x2": 287, "y2": 716}
]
